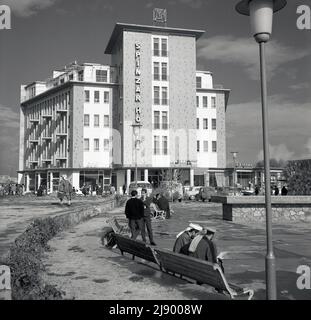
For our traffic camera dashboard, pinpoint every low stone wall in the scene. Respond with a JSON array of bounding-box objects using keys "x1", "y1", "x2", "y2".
[
  {"x1": 2, "y1": 197, "x2": 117, "y2": 300},
  {"x1": 212, "y1": 196, "x2": 311, "y2": 223}
]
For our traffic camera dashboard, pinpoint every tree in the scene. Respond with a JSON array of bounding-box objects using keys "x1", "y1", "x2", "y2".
[{"x1": 255, "y1": 158, "x2": 287, "y2": 168}]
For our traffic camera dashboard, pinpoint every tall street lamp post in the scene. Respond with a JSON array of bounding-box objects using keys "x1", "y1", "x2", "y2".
[
  {"x1": 131, "y1": 124, "x2": 142, "y2": 188},
  {"x1": 235, "y1": 0, "x2": 287, "y2": 300},
  {"x1": 231, "y1": 151, "x2": 238, "y2": 195}
]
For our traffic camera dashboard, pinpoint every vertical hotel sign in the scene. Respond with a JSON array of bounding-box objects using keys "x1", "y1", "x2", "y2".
[{"x1": 135, "y1": 43, "x2": 141, "y2": 123}]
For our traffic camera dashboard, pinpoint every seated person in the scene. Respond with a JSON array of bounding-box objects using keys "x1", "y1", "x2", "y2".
[
  {"x1": 173, "y1": 223, "x2": 203, "y2": 254},
  {"x1": 157, "y1": 193, "x2": 171, "y2": 219},
  {"x1": 185, "y1": 226, "x2": 225, "y2": 273}
]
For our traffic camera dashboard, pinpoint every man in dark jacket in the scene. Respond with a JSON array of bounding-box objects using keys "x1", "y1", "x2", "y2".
[
  {"x1": 141, "y1": 188, "x2": 156, "y2": 245},
  {"x1": 125, "y1": 190, "x2": 145, "y2": 240},
  {"x1": 157, "y1": 193, "x2": 171, "y2": 219}
]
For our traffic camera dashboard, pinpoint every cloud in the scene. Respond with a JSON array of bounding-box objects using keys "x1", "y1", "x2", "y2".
[
  {"x1": 0, "y1": 103, "x2": 19, "y2": 129},
  {"x1": 197, "y1": 36, "x2": 309, "y2": 80},
  {"x1": 257, "y1": 144, "x2": 295, "y2": 162},
  {"x1": 145, "y1": 0, "x2": 204, "y2": 9},
  {"x1": 4, "y1": 0, "x2": 59, "y2": 17},
  {"x1": 289, "y1": 82, "x2": 310, "y2": 91},
  {"x1": 226, "y1": 94, "x2": 311, "y2": 163}
]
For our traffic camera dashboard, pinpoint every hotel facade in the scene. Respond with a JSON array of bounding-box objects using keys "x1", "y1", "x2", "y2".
[{"x1": 18, "y1": 23, "x2": 230, "y2": 193}]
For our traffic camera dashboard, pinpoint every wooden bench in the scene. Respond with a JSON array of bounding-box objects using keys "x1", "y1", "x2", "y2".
[
  {"x1": 154, "y1": 248, "x2": 254, "y2": 300},
  {"x1": 114, "y1": 234, "x2": 159, "y2": 264}
]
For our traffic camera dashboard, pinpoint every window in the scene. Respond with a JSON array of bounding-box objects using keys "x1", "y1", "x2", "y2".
[
  {"x1": 203, "y1": 96, "x2": 208, "y2": 108},
  {"x1": 197, "y1": 140, "x2": 200, "y2": 152},
  {"x1": 94, "y1": 139, "x2": 100, "y2": 151},
  {"x1": 212, "y1": 141, "x2": 217, "y2": 152},
  {"x1": 203, "y1": 141, "x2": 208, "y2": 152},
  {"x1": 84, "y1": 114, "x2": 90, "y2": 127},
  {"x1": 78, "y1": 71, "x2": 84, "y2": 81},
  {"x1": 154, "y1": 86, "x2": 160, "y2": 105},
  {"x1": 153, "y1": 38, "x2": 160, "y2": 56},
  {"x1": 94, "y1": 91, "x2": 100, "y2": 103},
  {"x1": 104, "y1": 115, "x2": 109, "y2": 127},
  {"x1": 154, "y1": 136, "x2": 160, "y2": 155},
  {"x1": 162, "y1": 111, "x2": 168, "y2": 130},
  {"x1": 94, "y1": 114, "x2": 100, "y2": 127},
  {"x1": 104, "y1": 91, "x2": 109, "y2": 103},
  {"x1": 104, "y1": 139, "x2": 109, "y2": 151},
  {"x1": 84, "y1": 138, "x2": 89, "y2": 151},
  {"x1": 161, "y1": 38, "x2": 168, "y2": 57},
  {"x1": 196, "y1": 77, "x2": 202, "y2": 88},
  {"x1": 154, "y1": 111, "x2": 160, "y2": 129},
  {"x1": 84, "y1": 90, "x2": 90, "y2": 103},
  {"x1": 197, "y1": 118, "x2": 200, "y2": 130},
  {"x1": 212, "y1": 118, "x2": 217, "y2": 130},
  {"x1": 203, "y1": 118, "x2": 208, "y2": 130},
  {"x1": 211, "y1": 96, "x2": 216, "y2": 108},
  {"x1": 153, "y1": 62, "x2": 160, "y2": 80},
  {"x1": 196, "y1": 96, "x2": 199, "y2": 108},
  {"x1": 96, "y1": 70, "x2": 108, "y2": 82},
  {"x1": 162, "y1": 87, "x2": 168, "y2": 105},
  {"x1": 163, "y1": 136, "x2": 168, "y2": 155},
  {"x1": 162, "y1": 63, "x2": 168, "y2": 81}
]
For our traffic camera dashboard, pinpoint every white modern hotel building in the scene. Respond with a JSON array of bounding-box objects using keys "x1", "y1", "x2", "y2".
[{"x1": 18, "y1": 22, "x2": 230, "y2": 193}]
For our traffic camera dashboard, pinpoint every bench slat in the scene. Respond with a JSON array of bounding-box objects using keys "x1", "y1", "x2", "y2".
[
  {"x1": 114, "y1": 234, "x2": 157, "y2": 263},
  {"x1": 155, "y1": 248, "x2": 227, "y2": 290}
]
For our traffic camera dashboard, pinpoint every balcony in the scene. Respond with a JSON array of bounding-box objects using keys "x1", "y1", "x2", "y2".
[
  {"x1": 42, "y1": 136, "x2": 52, "y2": 140},
  {"x1": 42, "y1": 114, "x2": 53, "y2": 119},
  {"x1": 56, "y1": 109, "x2": 68, "y2": 113},
  {"x1": 29, "y1": 139, "x2": 39, "y2": 144},
  {"x1": 29, "y1": 119, "x2": 40, "y2": 123}
]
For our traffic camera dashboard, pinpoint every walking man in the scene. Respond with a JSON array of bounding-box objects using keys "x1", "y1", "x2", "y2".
[
  {"x1": 125, "y1": 190, "x2": 144, "y2": 240},
  {"x1": 58, "y1": 174, "x2": 73, "y2": 206},
  {"x1": 141, "y1": 188, "x2": 156, "y2": 245}
]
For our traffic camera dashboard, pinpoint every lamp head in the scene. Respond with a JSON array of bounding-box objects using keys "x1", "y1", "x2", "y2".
[{"x1": 235, "y1": 0, "x2": 287, "y2": 43}]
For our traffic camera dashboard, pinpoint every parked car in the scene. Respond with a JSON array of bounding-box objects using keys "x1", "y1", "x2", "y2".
[
  {"x1": 195, "y1": 186, "x2": 217, "y2": 202},
  {"x1": 128, "y1": 181, "x2": 152, "y2": 197},
  {"x1": 186, "y1": 186, "x2": 202, "y2": 200}
]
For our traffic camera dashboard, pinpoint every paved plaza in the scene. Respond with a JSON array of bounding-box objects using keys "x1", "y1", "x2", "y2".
[{"x1": 37, "y1": 200, "x2": 311, "y2": 300}]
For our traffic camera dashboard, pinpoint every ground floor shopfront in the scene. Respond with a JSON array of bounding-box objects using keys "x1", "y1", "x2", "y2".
[{"x1": 18, "y1": 166, "x2": 284, "y2": 194}]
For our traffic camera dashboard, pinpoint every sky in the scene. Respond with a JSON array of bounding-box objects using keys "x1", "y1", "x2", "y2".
[{"x1": 0, "y1": 0, "x2": 310, "y2": 175}]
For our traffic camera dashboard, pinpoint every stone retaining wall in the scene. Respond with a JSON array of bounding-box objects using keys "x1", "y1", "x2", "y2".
[
  {"x1": 212, "y1": 196, "x2": 311, "y2": 223},
  {"x1": 224, "y1": 204, "x2": 311, "y2": 223}
]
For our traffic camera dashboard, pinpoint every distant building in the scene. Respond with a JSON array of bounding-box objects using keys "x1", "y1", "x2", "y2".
[{"x1": 18, "y1": 23, "x2": 230, "y2": 193}]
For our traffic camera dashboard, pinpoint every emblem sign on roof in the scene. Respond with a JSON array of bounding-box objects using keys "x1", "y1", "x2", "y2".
[{"x1": 153, "y1": 8, "x2": 167, "y2": 25}]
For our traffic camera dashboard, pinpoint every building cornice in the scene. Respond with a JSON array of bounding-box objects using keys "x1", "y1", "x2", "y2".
[
  {"x1": 105, "y1": 22, "x2": 205, "y2": 54},
  {"x1": 21, "y1": 81, "x2": 119, "y2": 106}
]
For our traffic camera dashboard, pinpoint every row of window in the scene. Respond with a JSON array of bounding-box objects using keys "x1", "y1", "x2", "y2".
[
  {"x1": 84, "y1": 114, "x2": 110, "y2": 127},
  {"x1": 197, "y1": 118, "x2": 217, "y2": 130},
  {"x1": 196, "y1": 96, "x2": 216, "y2": 108},
  {"x1": 153, "y1": 136, "x2": 168, "y2": 155},
  {"x1": 153, "y1": 111, "x2": 168, "y2": 130},
  {"x1": 153, "y1": 37, "x2": 168, "y2": 57},
  {"x1": 84, "y1": 138, "x2": 110, "y2": 151},
  {"x1": 197, "y1": 140, "x2": 217, "y2": 153},
  {"x1": 84, "y1": 90, "x2": 110, "y2": 104}
]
